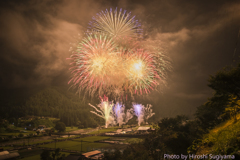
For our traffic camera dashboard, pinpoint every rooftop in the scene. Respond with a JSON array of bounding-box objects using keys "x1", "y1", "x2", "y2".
[{"x1": 82, "y1": 150, "x2": 101, "y2": 158}]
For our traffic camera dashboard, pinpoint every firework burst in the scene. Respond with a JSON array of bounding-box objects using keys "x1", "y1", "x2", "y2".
[
  {"x1": 124, "y1": 49, "x2": 163, "y2": 95},
  {"x1": 113, "y1": 102, "x2": 125, "y2": 126},
  {"x1": 88, "y1": 8, "x2": 142, "y2": 40},
  {"x1": 133, "y1": 103, "x2": 145, "y2": 126},
  {"x1": 68, "y1": 8, "x2": 172, "y2": 99},
  {"x1": 68, "y1": 34, "x2": 125, "y2": 96},
  {"x1": 132, "y1": 103, "x2": 155, "y2": 126},
  {"x1": 89, "y1": 96, "x2": 115, "y2": 128}
]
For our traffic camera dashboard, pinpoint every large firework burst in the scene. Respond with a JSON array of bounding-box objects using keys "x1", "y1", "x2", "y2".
[
  {"x1": 88, "y1": 8, "x2": 142, "y2": 40},
  {"x1": 68, "y1": 8, "x2": 172, "y2": 99},
  {"x1": 68, "y1": 34, "x2": 124, "y2": 96}
]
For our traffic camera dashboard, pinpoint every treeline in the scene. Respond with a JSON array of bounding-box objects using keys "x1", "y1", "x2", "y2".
[{"x1": 0, "y1": 87, "x2": 104, "y2": 128}]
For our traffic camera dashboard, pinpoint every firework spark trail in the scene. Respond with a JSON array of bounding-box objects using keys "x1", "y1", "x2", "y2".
[
  {"x1": 113, "y1": 102, "x2": 125, "y2": 126},
  {"x1": 89, "y1": 96, "x2": 115, "y2": 128},
  {"x1": 88, "y1": 8, "x2": 142, "y2": 40},
  {"x1": 133, "y1": 103, "x2": 145, "y2": 126},
  {"x1": 125, "y1": 108, "x2": 134, "y2": 124},
  {"x1": 113, "y1": 102, "x2": 134, "y2": 126},
  {"x1": 133, "y1": 103, "x2": 155, "y2": 126},
  {"x1": 144, "y1": 104, "x2": 155, "y2": 124}
]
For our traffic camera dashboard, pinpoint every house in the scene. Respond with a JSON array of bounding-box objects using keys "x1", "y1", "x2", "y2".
[
  {"x1": 124, "y1": 128, "x2": 133, "y2": 133},
  {"x1": 38, "y1": 125, "x2": 46, "y2": 130},
  {"x1": 137, "y1": 126, "x2": 151, "y2": 134},
  {"x1": 0, "y1": 151, "x2": 20, "y2": 160},
  {"x1": 105, "y1": 133, "x2": 115, "y2": 135},
  {"x1": 82, "y1": 150, "x2": 103, "y2": 159},
  {"x1": 115, "y1": 129, "x2": 122, "y2": 134}
]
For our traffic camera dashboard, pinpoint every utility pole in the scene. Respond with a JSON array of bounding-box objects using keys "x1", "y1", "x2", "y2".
[
  {"x1": 156, "y1": 149, "x2": 160, "y2": 160},
  {"x1": 54, "y1": 138, "x2": 57, "y2": 150},
  {"x1": 81, "y1": 140, "x2": 83, "y2": 153}
]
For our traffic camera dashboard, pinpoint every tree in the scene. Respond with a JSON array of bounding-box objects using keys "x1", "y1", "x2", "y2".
[
  {"x1": 224, "y1": 95, "x2": 240, "y2": 122},
  {"x1": 41, "y1": 150, "x2": 52, "y2": 160},
  {"x1": 208, "y1": 64, "x2": 240, "y2": 98},
  {"x1": 195, "y1": 94, "x2": 230, "y2": 130},
  {"x1": 18, "y1": 133, "x2": 24, "y2": 138},
  {"x1": 208, "y1": 64, "x2": 240, "y2": 122},
  {"x1": 40, "y1": 148, "x2": 65, "y2": 160},
  {"x1": 55, "y1": 122, "x2": 66, "y2": 132},
  {"x1": 52, "y1": 148, "x2": 65, "y2": 160},
  {"x1": 143, "y1": 115, "x2": 203, "y2": 158}
]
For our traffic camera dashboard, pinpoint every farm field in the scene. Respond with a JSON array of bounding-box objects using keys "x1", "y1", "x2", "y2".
[
  {"x1": 88, "y1": 127, "x2": 118, "y2": 135},
  {"x1": 1, "y1": 126, "x2": 145, "y2": 159},
  {"x1": 65, "y1": 127, "x2": 79, "y2": 132},
  {"x1": 38, "y1": 140, "x2": 111, "y2": 152},
  {"x1": 73, "y1": 136, "x2": 110, "y2": 142}
]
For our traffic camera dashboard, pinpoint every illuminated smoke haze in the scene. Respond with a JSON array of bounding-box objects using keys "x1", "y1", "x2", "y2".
[{"x1": 1, "y1": 0, "x2": 240, "y2": 118}]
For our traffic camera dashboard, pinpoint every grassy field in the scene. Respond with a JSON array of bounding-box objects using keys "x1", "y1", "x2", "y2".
[
  {"x1": 0, "y1": 129, "x2": 36, "y2": 135},
  {"x1": 88, "y1": 127, "x2": 118, "y2": 135},
  {"x1": 38, "y1": 140, "x2": 111, "y2": 152},
  {"x1": 65, "y1": 127, "x2": 79, "y2": 132},
  {"x1": 123, "y1": 138, "x2": 144, "y2": 144},
  {"x1": 1, "y1": 146, "x2": 14, "y2": 150},
  {"x1": 24, "y1": 139, "x2": 54, "y2": 146},
  {"x1": 73, "y1": 136, "x2": 110, "y2": 142}
]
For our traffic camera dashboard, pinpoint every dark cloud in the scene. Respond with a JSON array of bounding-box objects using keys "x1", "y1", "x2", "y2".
[{"x1": 1, "y1": 0, "x2": 240, "y2": 117}]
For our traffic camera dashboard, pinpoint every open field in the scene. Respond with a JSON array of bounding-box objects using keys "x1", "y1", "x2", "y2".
[
  {"x1": 123, "y1": 138, "x2": 144, "y2": 144},
  {"x1": 0, "y1": 130, "x2": 36, "y2": 136},
  {"x1": 65, "y1": 127, "x2": 79, "y2": 132},
  {"x1": 73, "y1": 136, "x2": 110, "y2": 142},
  {"x1": 88, "y1": 127, "x2": 118, "y2": 135},
  {"x1": 38, "y1": 140, "x2": 111, "y2": 152},
  {"x1": 15, "y1": 139, "x2": 54, "y2": 146}
]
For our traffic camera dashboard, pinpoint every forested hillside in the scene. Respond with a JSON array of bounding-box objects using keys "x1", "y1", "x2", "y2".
[{"x1": 0, "y1": 87, "x2": 104, "y2": 128}]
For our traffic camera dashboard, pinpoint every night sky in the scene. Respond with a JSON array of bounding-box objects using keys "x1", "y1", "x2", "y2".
[{"x1": 1, "y1": 0, "x2": 240, "y2": 118}]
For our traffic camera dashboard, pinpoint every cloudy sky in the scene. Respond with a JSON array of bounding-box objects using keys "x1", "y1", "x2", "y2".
[{"x1": 1, "y1": 0, "x2": 240, "y2": 118}]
